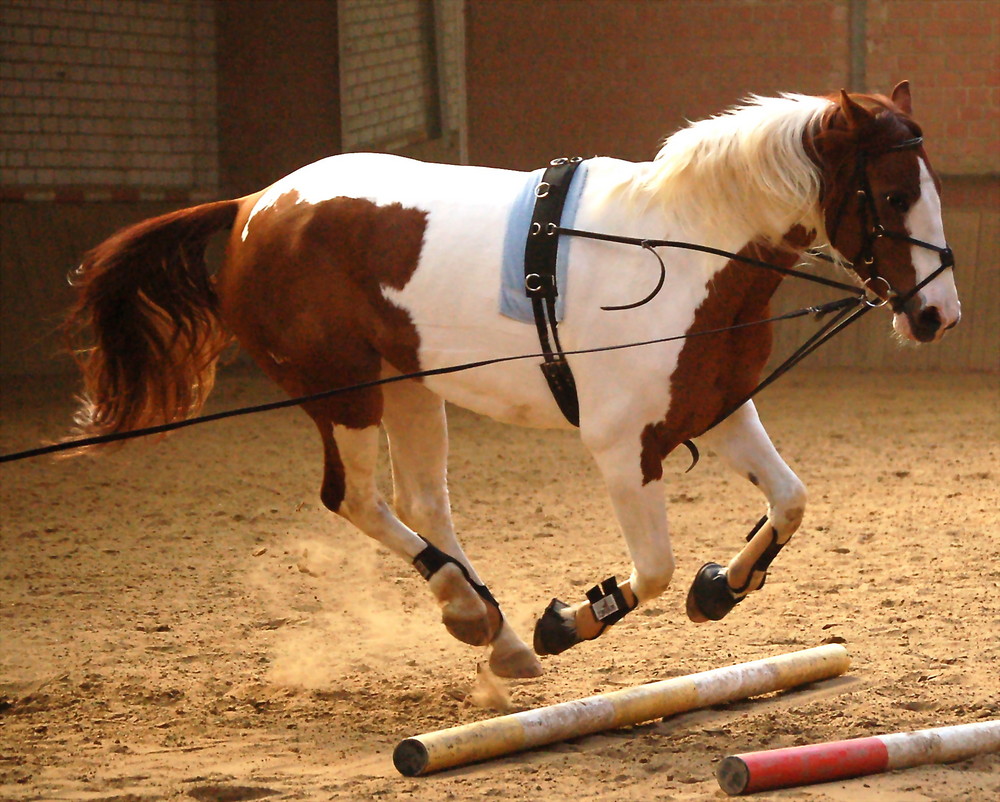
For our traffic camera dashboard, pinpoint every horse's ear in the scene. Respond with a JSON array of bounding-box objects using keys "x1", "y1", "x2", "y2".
[
  {"x1": 891, "y1": 80, "x2": 913, "y2": 115},
  {"x1": 839, "y1": 89, "x2": 875, "y2": 130}
]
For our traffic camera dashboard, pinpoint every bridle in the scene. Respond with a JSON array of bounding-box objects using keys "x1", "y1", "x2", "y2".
[{"x1": 826, "y1": 135, "x2": 955, "y2": 314}]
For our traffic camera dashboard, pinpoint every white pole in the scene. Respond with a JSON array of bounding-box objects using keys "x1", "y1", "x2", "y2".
[{"x1": 394, "y1": 643, "x2": 851, "y2": 776}]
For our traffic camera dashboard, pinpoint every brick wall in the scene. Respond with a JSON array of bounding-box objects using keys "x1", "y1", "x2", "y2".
[
  {"x1": 0, "y1": 0, "x2": 218, "y2": 201},
  {"x1": 466, "y1": 0, "x2": 997, "y2": 175},
  {"x1": 466, "y1": 0, "x2": 852, "y2": 170},
  {"x1": 866, "y1": 0, "x2": 998, "y2": 174},
  {"x1": 339, "y1": 0, "x2": 464, "y2": 152}
]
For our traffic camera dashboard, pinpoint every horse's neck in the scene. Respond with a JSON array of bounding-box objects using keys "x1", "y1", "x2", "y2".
[
  {"x1": 594, "y1": 163, "x2": 811, "y2": 252},
  {"x1": 582, "y1": 158, "x2": 817, "y2": 296}
]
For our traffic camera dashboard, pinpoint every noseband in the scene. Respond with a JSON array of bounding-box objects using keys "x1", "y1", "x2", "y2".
[{"x1": 829, "y1": 136, "x2": 955, "y2": 313}]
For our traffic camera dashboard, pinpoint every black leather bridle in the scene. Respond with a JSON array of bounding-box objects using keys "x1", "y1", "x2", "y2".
[{"x1": 826, "y1": 135, "x2": 955, "y2": 314}]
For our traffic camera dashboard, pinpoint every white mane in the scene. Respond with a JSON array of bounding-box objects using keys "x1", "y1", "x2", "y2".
[{"x1": 625, "y1": 94, "x2": 834, "y2": 244}]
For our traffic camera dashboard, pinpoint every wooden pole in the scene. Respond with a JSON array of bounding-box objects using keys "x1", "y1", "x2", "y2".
[
  {"x1": 394, "y1": 643, "x2": 850, "y2": 776},
  {"x1": 717, "y1": 719, "x2": 1000, "y2": 795}
]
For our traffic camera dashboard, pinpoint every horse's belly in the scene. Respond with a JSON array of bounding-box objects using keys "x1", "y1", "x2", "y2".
[{"x1": 421, "y1": 354, "x2": 575, "y2": 430}]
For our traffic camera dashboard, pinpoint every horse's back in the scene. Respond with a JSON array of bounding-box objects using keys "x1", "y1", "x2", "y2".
[{"x1": 242, "y1": 153, "x2": 524, "y2": 237}]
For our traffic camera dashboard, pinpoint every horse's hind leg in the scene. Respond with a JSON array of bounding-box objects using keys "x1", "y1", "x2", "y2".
[
  {"x1": 308, "y1": 408, "x2": 506, "y2": 650},
  {"x1": 686, "y1": 400, "x2": 806, "y2": 621},
  {"x1": 381, "y1": 376, "x2": 542, "y2": 678}
]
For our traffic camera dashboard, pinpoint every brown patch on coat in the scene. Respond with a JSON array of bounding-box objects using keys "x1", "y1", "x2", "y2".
[
  {"x1": 216, "y1": 191, "x2": 428, "y2": 510},
  {"x1": 639, "y1": 228, "x2": 815, "y2": 484}
]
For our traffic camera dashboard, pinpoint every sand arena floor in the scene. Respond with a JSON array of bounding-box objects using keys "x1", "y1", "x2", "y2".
[{"x1": 1, "y1": 367, "x2": 997, "y2": 801}]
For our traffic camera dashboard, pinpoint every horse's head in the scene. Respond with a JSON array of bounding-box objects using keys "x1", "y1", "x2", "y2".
[{"x1": 813, "y1": 82, "x2": 960, "y2": 343}]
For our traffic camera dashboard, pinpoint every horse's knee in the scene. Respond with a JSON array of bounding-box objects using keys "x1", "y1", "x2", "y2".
[
  {"x1": 775, "y1": 479, "x2": 807, "y2": 532},
  {"x1": 631, "y1": 555, "x2": 676, "y2": 602}
]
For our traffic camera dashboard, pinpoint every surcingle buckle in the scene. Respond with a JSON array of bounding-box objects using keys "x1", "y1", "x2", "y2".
[{"x1": 586, "y1": 576, "x2": 634, "y2": 625}]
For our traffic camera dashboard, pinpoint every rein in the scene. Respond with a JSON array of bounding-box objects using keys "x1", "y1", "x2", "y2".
[
  {"x1": 0, "y1": 139, "x2": 955, "y2": 467},
  {"x1": 553, "y1": 226, "x2": 866, "y2": 308},
  {"x1": 0, "y1": 294, "x2": 859, "y2": 465}
]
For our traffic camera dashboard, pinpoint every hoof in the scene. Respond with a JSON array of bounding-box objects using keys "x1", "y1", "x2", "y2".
[
  {"x1": 442, "y1": 605, "x2": 494, "y2": 646},
  {"x1": 434, "y1": 564, "x2": 493, "y2": 646},
  {"x1": 533, "y1": 598, "x2": 580, "y2": 656},
  {"x1": 490, "y1": 645, "x2": 544, "y2": 678},
  {"x1": 686, "y1": 562, "x2": 742, "y2": 622}
]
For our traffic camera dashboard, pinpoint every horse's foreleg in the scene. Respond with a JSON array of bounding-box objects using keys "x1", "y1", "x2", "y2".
[
  {"x1": 687, "y1": 401, "x2": 806, "y2": 622},
  {"x1": 534, "y1": 434, "x2": 673, "y2": 655},
  {"x1": 381, "y1": 378, "x2": 540, "y2": 678}
]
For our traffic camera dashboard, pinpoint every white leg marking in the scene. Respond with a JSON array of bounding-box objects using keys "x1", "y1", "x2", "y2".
[
  {"x1": 700, "y1": 401, "x2": 806, "y2": 593},
  {"x1": 583, "y1": 429, "x2": 675, "y2": 605},
  {"x1": 332, "y1": 424, "x2": 428, "y2": 560},
  {"x1": 329, "y1": 422, "x2": 499, "y2": 649}
]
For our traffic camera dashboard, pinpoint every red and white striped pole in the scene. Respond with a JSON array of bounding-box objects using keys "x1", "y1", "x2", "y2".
[{"x1": 717, "y1": 720, "x2": 1000, "y2": 795}]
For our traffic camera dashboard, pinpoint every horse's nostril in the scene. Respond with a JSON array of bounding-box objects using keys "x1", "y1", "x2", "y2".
[
  {"x1": 918, "y1": 306, "x2": 942, "y2": 330},
  {"x1": 913, "y1": 306, "x2": 943, "y2": 341}
]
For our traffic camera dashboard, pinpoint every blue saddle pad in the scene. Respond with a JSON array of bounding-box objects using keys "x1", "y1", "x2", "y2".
[{"x1": 499, "y1": 161, "x2": 589, "y2": 323}]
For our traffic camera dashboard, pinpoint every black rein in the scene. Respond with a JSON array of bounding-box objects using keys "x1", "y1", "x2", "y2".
[{"x1": 0, "y1": 138, "x2": 955, "y2": 466}]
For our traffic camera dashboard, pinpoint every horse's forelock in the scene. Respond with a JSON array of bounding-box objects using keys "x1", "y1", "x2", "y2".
[{"x1": 812, "y1": 93, "x2": 923, "y2": 159}]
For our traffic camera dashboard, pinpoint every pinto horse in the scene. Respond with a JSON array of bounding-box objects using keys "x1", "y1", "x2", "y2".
[{"x1": 66, "y1": 83, "x2": 959, "y2": 679}]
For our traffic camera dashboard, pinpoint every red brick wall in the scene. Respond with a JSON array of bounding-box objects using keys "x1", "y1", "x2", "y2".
[
  {"x1": 466, "y1": 0, "x2": 997, "y2": 175},
  {"x1": 467, "y1": 0, "x2": 850, "y2": 169},
  {"x1": 215, "y1": 0, "x2": 341, "y2": 197},
  {"x1": 866, "y1": 0, "x2": 998, "y2": 174}
]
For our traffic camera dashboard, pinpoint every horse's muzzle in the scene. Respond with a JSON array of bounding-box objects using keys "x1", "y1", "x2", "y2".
[{"x1": 896, "y1": 297, "x2": 960, "y2": 343}]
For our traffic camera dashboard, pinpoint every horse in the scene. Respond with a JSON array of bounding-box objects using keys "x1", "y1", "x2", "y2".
[{"x1": 64, "y1": 82, "x2": 959, "y2": 680}]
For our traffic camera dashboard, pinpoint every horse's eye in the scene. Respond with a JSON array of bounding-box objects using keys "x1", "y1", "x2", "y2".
[{"x1": 885, "y1": 193, "x2": 910, "y2": 213}]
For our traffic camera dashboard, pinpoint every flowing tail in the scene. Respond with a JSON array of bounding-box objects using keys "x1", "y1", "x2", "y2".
[{"x1": 64, "y1": 199, "x2": 241, "y2": 442}]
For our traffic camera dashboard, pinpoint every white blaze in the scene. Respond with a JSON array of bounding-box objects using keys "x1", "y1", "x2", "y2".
[{"x1": 893, "y1": 158, "x2": 960, "y2": 340}]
